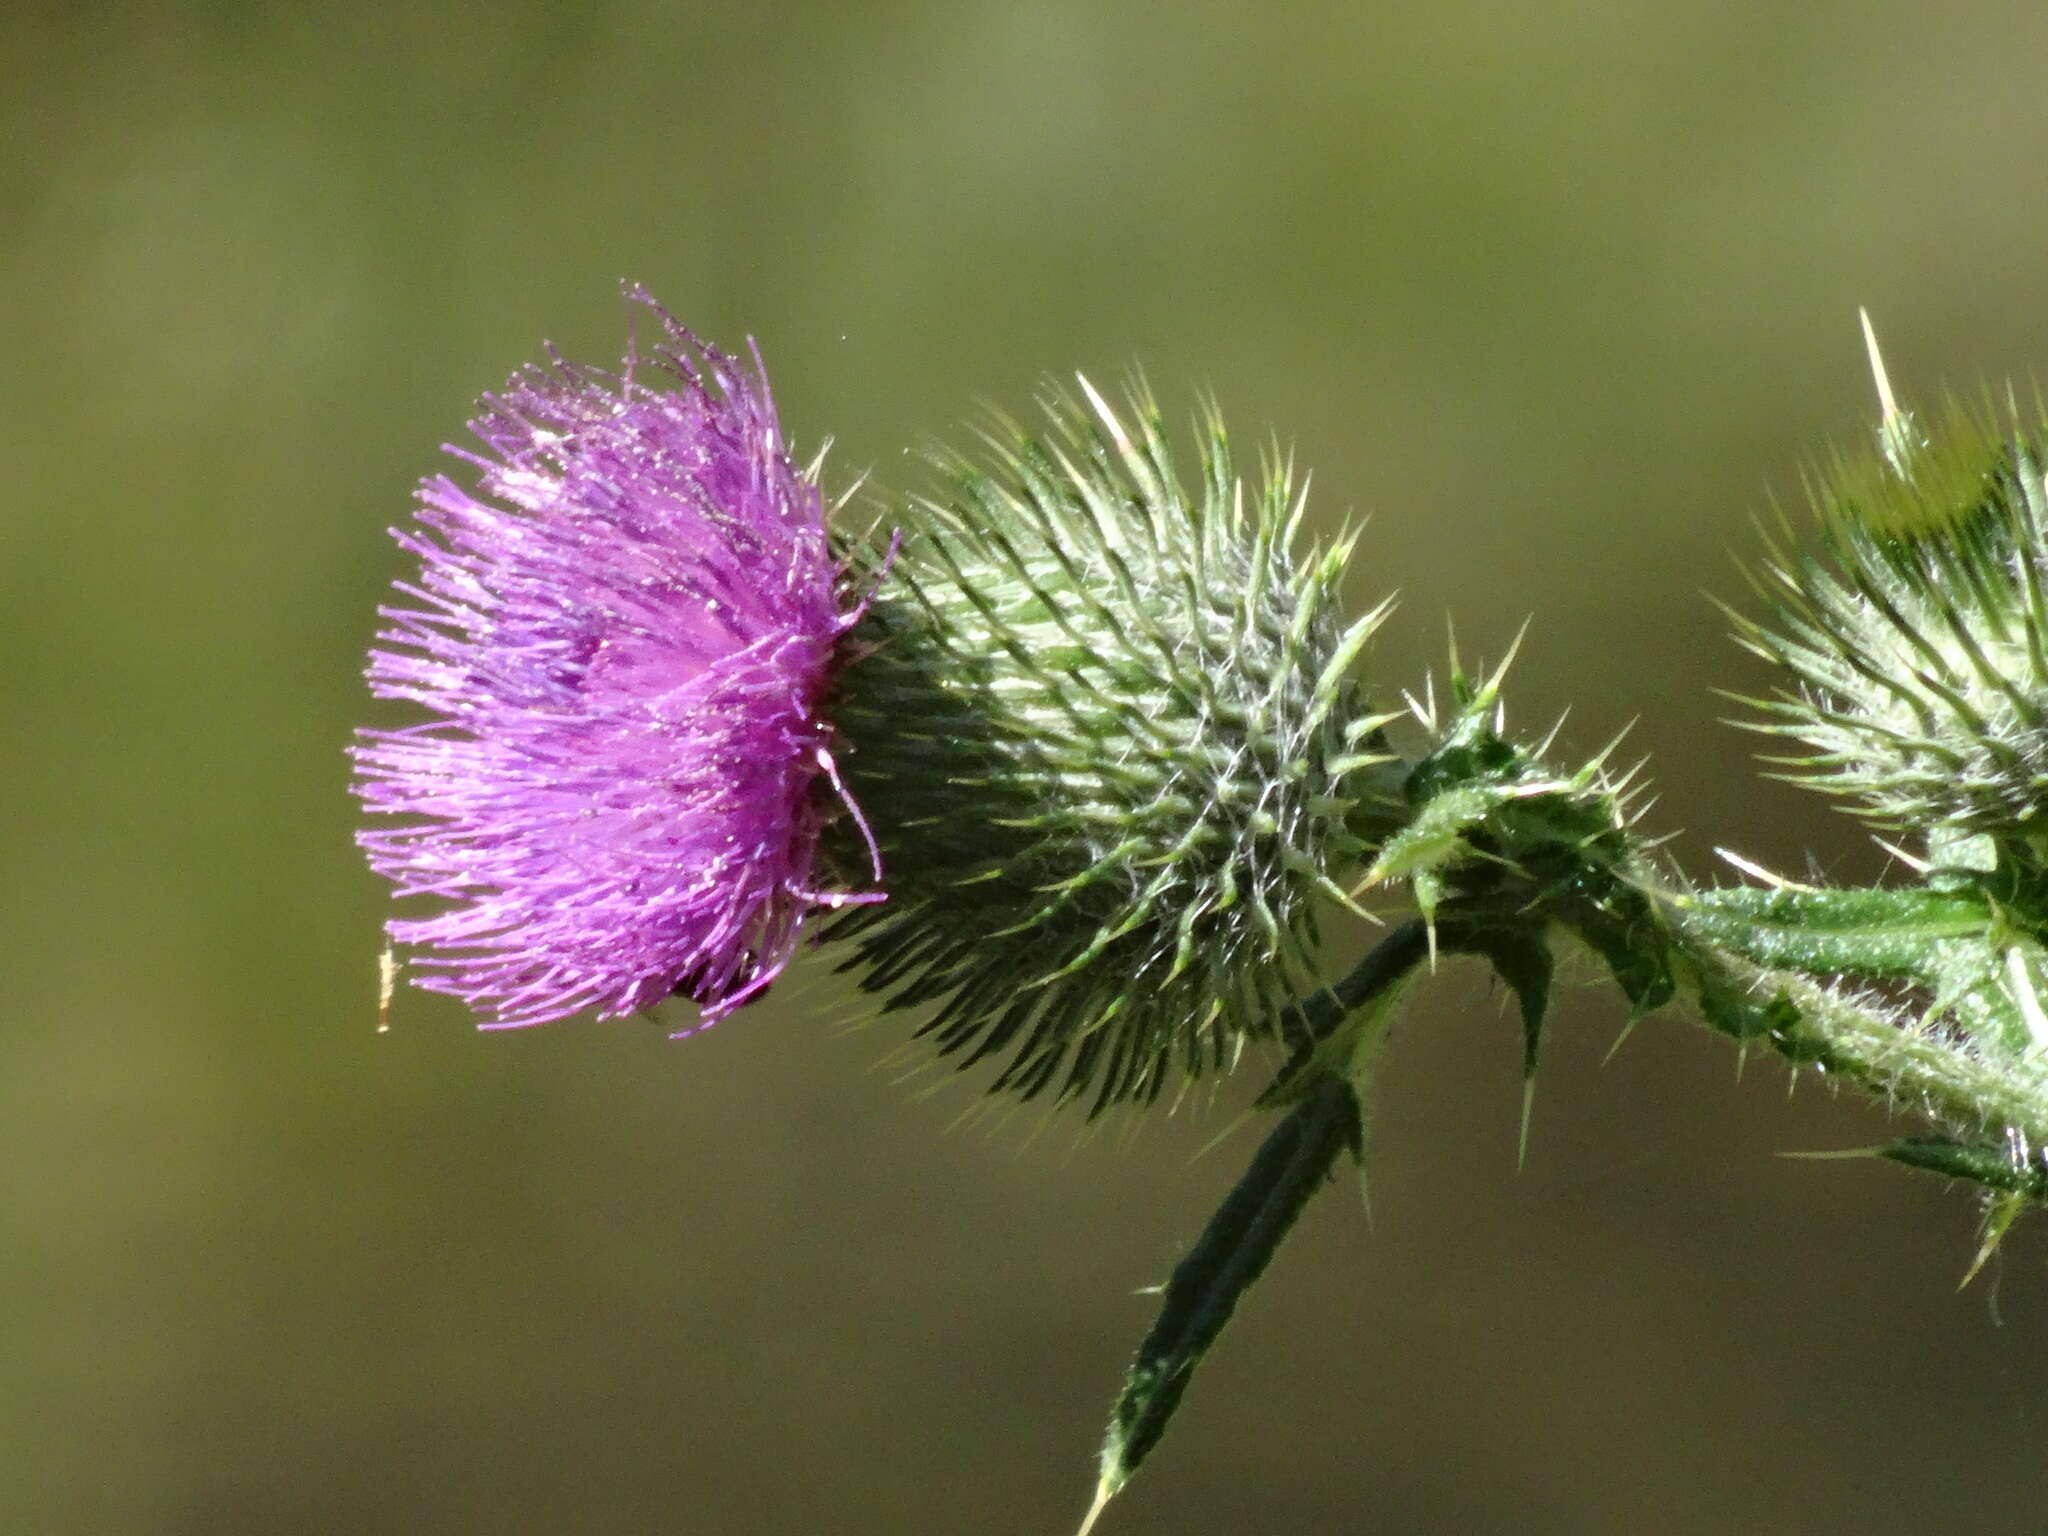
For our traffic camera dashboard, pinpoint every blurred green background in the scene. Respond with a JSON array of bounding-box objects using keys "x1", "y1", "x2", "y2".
[{"x1": 8, "y1": 2, "x2": 2048, "y2": 1531}]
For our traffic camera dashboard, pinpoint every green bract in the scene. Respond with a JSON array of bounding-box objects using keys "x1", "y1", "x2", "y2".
[
  {"x1": 823, "y1": 379, "x2": 1399, "y2": 1112},
  {"x1": 1735, "y1": 397, "x2": 2048, "y2": 846}
]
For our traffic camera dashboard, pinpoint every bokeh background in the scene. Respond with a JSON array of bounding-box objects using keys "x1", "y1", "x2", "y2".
[{"x1": 9, "y1": 3, "x2": 2048, "y2": 1531}]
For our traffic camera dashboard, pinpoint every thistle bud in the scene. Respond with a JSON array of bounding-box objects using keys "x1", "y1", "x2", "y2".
[
  {"x1": 1735, "y1": 379, "x2": 2048, "y2": 849},
  {"x1": 822, "y1": 380, "x2": 1400, "y2": 1112}
]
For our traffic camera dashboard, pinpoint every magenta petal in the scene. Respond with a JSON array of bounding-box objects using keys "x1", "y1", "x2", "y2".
[{"x1": 352, "y1": 290, "x2": 870, "y2": 1029}]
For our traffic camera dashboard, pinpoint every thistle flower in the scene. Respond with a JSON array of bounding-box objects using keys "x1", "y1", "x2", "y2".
[
  {"x1": 1733, "y1": 339, "x2": 2048, "y2": 845},
  {"x1": 822, "y1": 379, "x2": 1399, "y2": 1112},
  {"x1": 354, "y1": 289, "x2": 873, "y2": 1031}
]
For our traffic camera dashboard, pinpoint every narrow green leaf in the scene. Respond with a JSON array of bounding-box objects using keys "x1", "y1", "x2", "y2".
[
  {"x1": 1475, "y1": 926, "x2": 1553, "y2": 1077},
  {"x1": 1681, "y1": 885, "x2": 1990, "y2": 977},
  {"x1": 1087, "y1": 1074, "x2": 1363, "y2": 1525},
  {"x1": 1573, "y1": 898, "x2": 1676, "y2": 1015},
  {"x1": 1879, "y1": 1134, "x2": 2047, "y2": 1197}
]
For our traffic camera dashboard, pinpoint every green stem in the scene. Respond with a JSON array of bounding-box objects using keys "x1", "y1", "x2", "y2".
[
  {"x1": 1657, "y1": 895, "x2": 2048, "y2": 1157},
  {"x1": 1267, "y1": 918, "x2": 1431, "y2": 1087}
]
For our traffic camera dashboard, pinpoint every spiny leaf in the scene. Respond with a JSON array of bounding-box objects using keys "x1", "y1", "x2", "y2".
[
  {"x1": 1879, "y1": 1134, "x2": 2047, "y2": 1198},
  {"x1": 1086, "y1": 1073, "x2": 1363, "y2": 1529},
  {"x1": 1679, "y1": 885, "x2": 1991, "y2": 976},
  {"x1": 1362, "y1": 783, "x2": 1509, "y2": 888},
  {"x1": 1467, "y1": 923, "x2": 1555, "y2": 1164},
  {"x1": 1964, "y1": 1190, "x2": 2031, "y2": 1287},
  {"x1": 1572, "y1": 895, "x2": 1676, "y2": 1016}
]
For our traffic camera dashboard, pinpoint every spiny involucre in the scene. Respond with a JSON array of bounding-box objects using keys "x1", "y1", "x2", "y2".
[
  {"x1": 822, "y1": 378, "x2": 1401, "y2": 1113},
  {"x1": 354, "y1": 288, "x2": 876, "y2": 1032},
  {"x1": 1734, "y1": 390, "x2": 2048, "y2": 846}
]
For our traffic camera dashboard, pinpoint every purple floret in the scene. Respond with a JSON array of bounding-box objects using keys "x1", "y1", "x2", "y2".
[{"x1": 354, "y1": 289, "x2": 875, "y2": 1031}]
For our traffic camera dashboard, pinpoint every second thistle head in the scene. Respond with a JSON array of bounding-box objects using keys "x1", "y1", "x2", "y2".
[
  {"x1": 822, "y1": 378, "x2": 1401, "y2": 1113},
  {"x1": 1735, "y1": 323, "x2": 2048, "y2": 853}
]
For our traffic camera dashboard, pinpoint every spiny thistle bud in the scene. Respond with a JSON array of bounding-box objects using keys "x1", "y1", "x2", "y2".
[
  {"x1": 822, "y1": 379, "x2": 1401, "y2": 1113},
  {"x1": 1734, "y1": 321, "x2": 2048, "y2": 847}
]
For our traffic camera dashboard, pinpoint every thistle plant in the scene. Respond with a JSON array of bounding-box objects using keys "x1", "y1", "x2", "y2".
[{"x1": 354, "y1": 293, "x2": 2048, "y2": 1531}]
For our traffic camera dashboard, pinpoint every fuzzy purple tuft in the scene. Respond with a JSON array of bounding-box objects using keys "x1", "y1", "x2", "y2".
[{"x1": 353, "y1": 289, "x2": 875, "y2": 1032}]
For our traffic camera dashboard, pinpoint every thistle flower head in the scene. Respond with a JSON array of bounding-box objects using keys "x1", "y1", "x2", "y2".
[
  {"x1": 354, "y1": 289, "x2": 871, "y2": 1031},
  {"x1": 1734, "y1": 385, "x2": 2048, "y2": 841},
  {"x1": 822, "y1": 379, "x2": 1399, "y2": 1112}
]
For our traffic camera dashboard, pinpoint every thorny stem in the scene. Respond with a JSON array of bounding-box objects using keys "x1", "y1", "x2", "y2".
[
  {"x1": 1271, "y1": 918, "x2": 1431, "y2": 1066},
  {"x1": 1654, "y1": 891, "x2": 2048, "y2": 1160}
]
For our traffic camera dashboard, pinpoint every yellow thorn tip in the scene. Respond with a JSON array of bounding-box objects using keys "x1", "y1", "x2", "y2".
[
  {"x1": 1076, "y1": 1478, "x2": 1115, "y2": 1536},
  {"x1": 1859, "y1": 306, "x2": 1900, "y2": 429}
]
